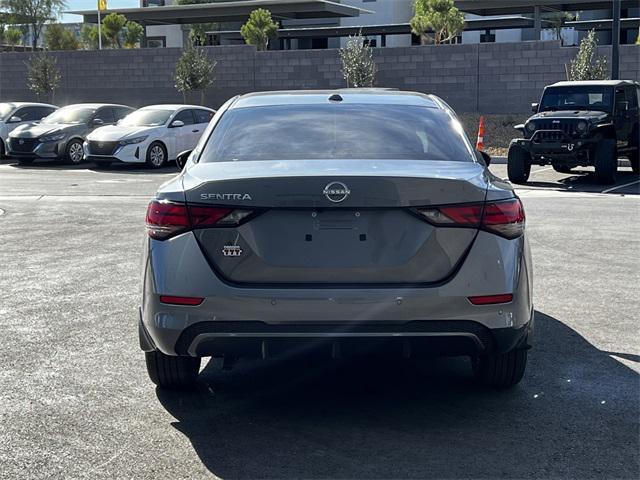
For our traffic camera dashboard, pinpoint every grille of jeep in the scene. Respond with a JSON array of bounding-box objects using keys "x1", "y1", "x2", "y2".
[{"x1": 534, "y1": 120, "x2": 579, "y2": 142}]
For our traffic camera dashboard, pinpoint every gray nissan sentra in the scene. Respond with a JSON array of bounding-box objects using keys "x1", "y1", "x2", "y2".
[{"x1": 140, "y1": 90, "x2": 533, "y2": 390}]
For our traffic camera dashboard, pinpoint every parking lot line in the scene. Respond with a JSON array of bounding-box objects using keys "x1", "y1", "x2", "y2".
[{"x1": 601, "y1": 179, "x2": 640, "y2": 194}]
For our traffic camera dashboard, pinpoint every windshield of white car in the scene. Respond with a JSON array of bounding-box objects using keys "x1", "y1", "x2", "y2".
[
  {"x1": 119, "y1": 109, "x2": 173, "y2": 127},
  {"x1": 200, "y1": 104, "x2": 476, "y2": 162},
  {"x1": 42, "y1": 107, "x2": 96, "y2": 125},
  {"x1": 0, "y1": 103, "x2": 15, "y2": 121},
  {"x1": 540, "y1": 86, "x2": 613, "y2": 113}
]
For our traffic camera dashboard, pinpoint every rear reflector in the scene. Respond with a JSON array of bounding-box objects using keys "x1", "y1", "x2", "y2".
[
  {"x1": 159, "y1": 295, "x2": 204, "y2": 306},
  {"x1": 417, "y1": 198, "x2": 525, "y2": 239},
  {"x1": 146, "y1": 200, "x2": 254, "y2": 240},
  {"x1": 468, "y1": 294, "x2": 513, "y2": 305}
]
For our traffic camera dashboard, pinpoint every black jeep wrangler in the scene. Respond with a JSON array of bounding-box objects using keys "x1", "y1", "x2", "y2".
[{"x1": 508, "y1": 80, "x2": 639, "y2": 184}]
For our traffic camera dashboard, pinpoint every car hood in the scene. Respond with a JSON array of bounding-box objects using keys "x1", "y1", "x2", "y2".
[
  {"x1": 531, "y1": 110, "x2": 610, "y2": 122},
  {"x1": 87, "y1": 125, "x2": 158, "y2": 142},
  {"x1": 10, "y1": 122, "x2": 83, "y2": 139}
]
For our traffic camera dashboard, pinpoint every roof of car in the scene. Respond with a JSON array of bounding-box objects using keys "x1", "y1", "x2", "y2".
[
  {"x1": 548, "y1": 80, "x2": 639, "y2": 87},
  {"x1": 231, "y1": 89, "x2": 440, "y2": 109},
  {"x1": 1, "y1": 102, "x2": 58, "y2": 108},
  {"x1": 139, "y1": 104, "x2": 214, "y2": 110},
  {"x1": 59, "y1": 103, "x2": 133, "y2": 109}
]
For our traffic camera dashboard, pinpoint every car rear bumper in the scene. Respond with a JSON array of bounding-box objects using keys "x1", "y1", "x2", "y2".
[{"x1": 140, "y1": 230, "x2": 534, "y2": 357}]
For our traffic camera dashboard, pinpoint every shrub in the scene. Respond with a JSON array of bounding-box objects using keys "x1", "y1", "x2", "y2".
[
  {"x1": 339, "y1": 31, "x2": 376, "y2": 88},
  {"x1": 174, "y1": 46, "x2": 216, "y2": 105},
  {"x1": 568, "y1": 30, "x2": 609, "y2": 81},
  {"x1": 26, "y1": 52, "x2": 61, "y2": 103}
]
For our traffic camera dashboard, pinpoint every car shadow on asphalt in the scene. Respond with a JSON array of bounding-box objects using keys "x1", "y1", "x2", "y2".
[
  {"x1": 523, "y1": 170, "x2": 639, "y2": 194},
  {"x1": 155, "y1": 311, "x2": 639, "y2": 479},
  {"x1": 3, "y1": 159, "x2": 177, "y2": 174}
]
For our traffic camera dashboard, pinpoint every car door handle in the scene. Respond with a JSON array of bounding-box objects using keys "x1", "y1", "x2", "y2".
[{"x1": 192, "y1": 129, "x2": 200, "y2": 133}]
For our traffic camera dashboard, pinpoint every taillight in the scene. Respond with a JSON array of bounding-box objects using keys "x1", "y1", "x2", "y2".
[
  {"x1": 468, "y1": 294, "x2": 513, "y2": 305},
  {"x1": 146, "y1": 200, "x2": 254, "y2": 240},
  {"x1": 159, "y1": 295, "x2": 204, "y2": 306},
  {"x1": 417, "y1": 198, "x2": 525, "y2": 239}
]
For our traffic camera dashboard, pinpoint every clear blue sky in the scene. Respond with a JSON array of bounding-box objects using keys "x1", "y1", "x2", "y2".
[{"x1": 62, "y1": 0, "x2": 139, "y2": 23}]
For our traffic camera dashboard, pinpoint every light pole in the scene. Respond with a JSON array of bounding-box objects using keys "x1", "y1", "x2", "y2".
[{"x1": 611, "y1": 0, "x2": 620, "y2": 79}]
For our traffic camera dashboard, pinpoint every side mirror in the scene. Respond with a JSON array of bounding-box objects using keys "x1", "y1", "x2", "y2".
[
  {"x1": 8, "y1": 116, "x2": 22, "y2": 123},
  {"x1": 92, "y1": 118, "x2": 104, "y2": 126},
  {"x1": 176, "y1": 149, "x2": 193, "y2": 170},
  {"x1": 531, "y1": 103, "x2": 539, "y2": 113},
  {"x1": 170, "y1": 120, "x2": 185, "y2": 128},
  {"x1": 477, "y1": 150, "x2": 491, "y2": 167}
]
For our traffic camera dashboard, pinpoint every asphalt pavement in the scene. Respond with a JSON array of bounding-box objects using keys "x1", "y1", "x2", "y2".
[{"x1": 0, "y1": 159, "x2": 638, "y2": 479}]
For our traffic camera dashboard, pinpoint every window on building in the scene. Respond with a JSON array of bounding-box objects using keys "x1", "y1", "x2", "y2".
[
  {"x1": 480, "y1": 29, "x2": 496, "y2": 43},
  {"x1": 142, "y1": 0, "x2": 165, "y2": 7},
  {"x1": 146, "y1": 37, "x2": 166, "y2": 48}
]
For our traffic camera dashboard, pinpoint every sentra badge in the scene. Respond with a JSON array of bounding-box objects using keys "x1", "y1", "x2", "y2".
[{"x1": 201, "y1": 193, "x2": 252, "y2": 201}]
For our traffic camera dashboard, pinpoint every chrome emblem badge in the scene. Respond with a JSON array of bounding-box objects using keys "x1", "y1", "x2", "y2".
[
  {"x1": 222, "y1": 245, "x2": 242, "y2": 257},
  {"x1": 19, "y1": 139, "x2": 24, "y2": 145},
  {"x1": 323, "y1": 181, "x2": 351, "y2": 203},
  {"x1": 98, "y1": 142, "x2": 104, "y2": 148}
]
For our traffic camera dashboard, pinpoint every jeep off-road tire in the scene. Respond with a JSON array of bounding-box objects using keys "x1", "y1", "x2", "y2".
[
  {"x1": 629, "y1": 151, "x2": 639, "y2": 175},
  {"x1": 507, "y1": 145, "x2": 532, "y2": 184},
  {"x1": 145, "y1": 350, "x2": 201, "y2": 389},
  {"x1": 473, "y1": 347, "x2": 528, "y2": 389},
  {"x1": 594, "y1": 139, "x2": 617, "y2": 185}
]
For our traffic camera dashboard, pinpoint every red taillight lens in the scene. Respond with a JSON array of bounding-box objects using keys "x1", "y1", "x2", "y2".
[
  {"x1": 159, "y1": 295, "x2": 204, "y2": 306},
  {"x1": 468, "y1": 294, "x2": 513, "y2": 305},
  {"x1": 146, "y1": 201, "x2": 190, "y2": 240},
  {"x1": 417, "y1": 198, "x2": 525, "y2": 239},
  {"x1": 146, "y1": 201, "x2": 253, "y2": 240}
]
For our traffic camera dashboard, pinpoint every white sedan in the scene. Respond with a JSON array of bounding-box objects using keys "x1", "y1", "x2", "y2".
[{"x1": 84, "y1": 105, "x2": 215, "y2": 168}]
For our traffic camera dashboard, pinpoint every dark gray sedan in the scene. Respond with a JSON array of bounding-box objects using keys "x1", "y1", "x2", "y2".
[
  {"x1": 140, "y1": 90, "x2": 533, "y2": 391},
  {"x1": 7, "y1": 103, "x2": 133, "y2": 165}
]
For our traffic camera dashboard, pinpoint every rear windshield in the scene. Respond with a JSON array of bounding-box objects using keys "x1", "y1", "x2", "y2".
[
  {"x1": 199, "y1": 104, "x2": 475, "y2": 162},
  {"x1": 540, "y1": 86, "x2": 613, "y2": 112}
]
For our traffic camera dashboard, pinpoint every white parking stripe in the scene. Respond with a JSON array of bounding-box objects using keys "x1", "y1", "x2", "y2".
[{"x1": 601, "y1": 179, "x2": 640, "y2": 194}]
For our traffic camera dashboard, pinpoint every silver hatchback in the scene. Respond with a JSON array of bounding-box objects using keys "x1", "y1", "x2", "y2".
[{"x1": 140, "y1": 90, "x2": 533, "y2": 390}]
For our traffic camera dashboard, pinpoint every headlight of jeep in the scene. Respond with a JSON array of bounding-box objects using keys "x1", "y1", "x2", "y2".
[
  {"x1": 39, "y1": 133, "x2": 66, "y2": 142},
  {"x1": 119, "y1": 135, "x2": 148, "y2": 146},
  {"x1": 526, "y1": 122, "x2": 536, "y2": 132},
  {"x1": 576, "y1": 121, "x2": 588, "y2": 132}
]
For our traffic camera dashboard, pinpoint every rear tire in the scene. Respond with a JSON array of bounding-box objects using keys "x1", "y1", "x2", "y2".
[
  {"x1": 507, "y1": 145, "x2": 531, "y2": 184},
  {"x1": 553, "y1": 165, "x2": 572, "y2": 174},
  {"x1": 473, "y1": 347, "x2": 527, "y2": 389},
  {"x1": 593, "y1": 139, "x2": 617, "y2": 185},
  {"x1": 145, "y1": 350, "x2": 200, "y2": 389},
  {"x1": 629, "y1": 151, "x2": 639, "y2": 175}
]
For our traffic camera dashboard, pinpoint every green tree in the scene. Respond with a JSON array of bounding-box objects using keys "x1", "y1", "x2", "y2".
[
  {"x1": 568, "y1": 30, "x2": 609, "y2": 81},
  {"x1": 410, "y1": 0, "x2": 465, "y2": 45},
  {"x1": 26, "y1": 51, "x2": 60, "y2": 102},
  {"x1": 339, "y1": 31, "x2": 376, "y2": 88},
  {"x1": 0, "y1": 23, "x2": 6, "y2": 45},
  {"x1": 544, "y1": 11, "x2": 575, "y2": 46},
  {"x1": 101, "y1": 12, "x2": 126, "y2": 48},
  {"x1": 240, "y1": 8, "x2": 278, "y2": 51},
  {"x1": 1, "y1": 0, "x2": 67, "y2": 50},
  {"x1": 80, "y1": 24, "x2": 102, "y2": 50},
  {"x1": 44, "y1": 23, "x2": 79, "y2": 50},
  {"x1": 123, "y1": 20, "x2": 143, "y2": 48},
  {"x1": 174, "y1": 45, "x2": 216, "y2": 105},
  {"x1": 5, "y1": 26, "x2": 21, "y2": 50}
]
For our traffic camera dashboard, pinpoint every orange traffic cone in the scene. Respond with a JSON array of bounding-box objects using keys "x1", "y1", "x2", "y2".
[{"x1": 476, "y1": 116, "x2": 485, "y2": 151}]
